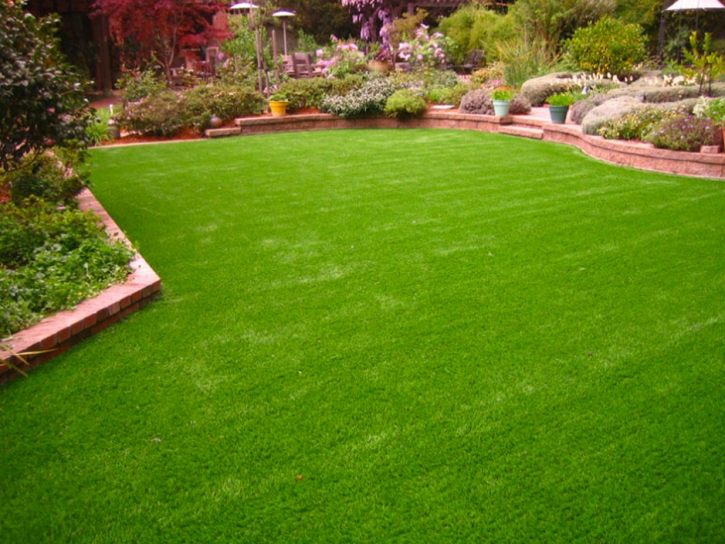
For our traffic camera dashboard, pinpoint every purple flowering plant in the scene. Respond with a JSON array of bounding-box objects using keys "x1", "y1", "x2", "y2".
[{"x1": 645, "y1": 114, "x2": 723, "y2": 152}]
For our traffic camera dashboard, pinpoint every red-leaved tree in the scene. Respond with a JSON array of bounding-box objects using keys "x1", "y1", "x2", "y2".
[{"x1": 92, "y1": 0, "x2": 228, "y2": 82}]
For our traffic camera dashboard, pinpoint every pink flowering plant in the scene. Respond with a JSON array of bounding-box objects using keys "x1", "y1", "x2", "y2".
[
  {"x1": 316, "y1": 36, "x2": 367, "y2": 79},
  {"x1": 397, "y1": 25, "x2": 451, "y2": 71}
]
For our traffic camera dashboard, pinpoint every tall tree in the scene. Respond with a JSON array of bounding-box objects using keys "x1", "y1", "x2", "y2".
[
  {"x1": 92, "y1": 0, "x2": 228, "y2": 82},
  {"x1": 508, "y1": 0, "x2": 615, "y2": 47},
  {"x1": 285, "y1": 0, "x2": 357, "y2": 44}
]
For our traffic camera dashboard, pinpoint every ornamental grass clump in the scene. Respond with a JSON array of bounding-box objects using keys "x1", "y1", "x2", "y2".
[{"x1": 645, "y1": 115, "x2": 723, "y2": 152}]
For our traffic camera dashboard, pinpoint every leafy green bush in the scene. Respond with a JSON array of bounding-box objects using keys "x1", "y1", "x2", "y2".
[
  {"x1": 276, "y1": 78, "x2": 335, "y2": 112},
  {"x1": 645, "y1": 115, "x2": 723, "y2": 151},
  {"x1": 597, "y1": 107, "x2": 684, "y2": 140},
  {"x1": 117, "y1": 69, "x2": 167, "y2": 104},
  {"x1": 118, "y1": 85, "x2": 266, "y2": 135},
  {"x1": 384, "y1": 89, "x2": 428, "y2": 119},
  {"x1": 1, "y1": 2, "x2": 92, "y2": 172},
  {"x1": 438, "y1": 4, "x2": 514, "y2": 65},
  {"x1": 425, "y1": 83, "x2": 471, "y2": 106},
  {"x1": 565, "y1": 16, "x2": 646, "y2": 78},
  {"x1": 2, "y1": 150, "x2": 88, "y2": 207},
  {"x1": 698, "y1": 97, "x2": 725, "y2": 125},
  {"x1": 117, "y1": 91, "x2": 183, "y2": 137},
  {"x1": 0, "y1": 199, "x2": 134, "y2": 336},
  {"x1": 470, "y1": 64, "x2": 505, "y2": 87},
  {"x1": 320, "y1": 77, "x2": 396, "y2": 118},
  {"x1": 180, "y1": 85, "x2": 265, "y2": 130}
]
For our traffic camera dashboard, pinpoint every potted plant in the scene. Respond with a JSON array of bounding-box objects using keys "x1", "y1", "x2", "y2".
[
  {"x1": 546, "y1": 92, "x2": 576, "y2": 124},
  {"x1": 491, "y1": 87, "x2": 515, "y2": 117},
  {"x1": 268, "y1": 92, "x2": 289, "y2": 117}
]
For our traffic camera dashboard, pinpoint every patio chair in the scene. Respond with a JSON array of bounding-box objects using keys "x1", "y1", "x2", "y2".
[
  {"x1": 292, "y1": 53, "x2": 313, "y2": 78},
  {"x1": 456, "y1": 49, "x2": 485, "y2": 74}
]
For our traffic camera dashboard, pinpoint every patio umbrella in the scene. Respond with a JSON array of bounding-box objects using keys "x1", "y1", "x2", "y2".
[
  {"x1": 664, "y1": 0, "x2": 725, "y2": 31},
  {"x1": 272, "y1": 11, "x2": 295, "y2": 56},
  {"x1": 229, "y1": 2, "x2": 259, "y2": 10}
]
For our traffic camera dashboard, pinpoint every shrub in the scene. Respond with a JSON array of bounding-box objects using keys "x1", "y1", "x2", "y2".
[
  {"x1": 180, "y1": 85, "x2": 265, "y2": 130},
  {"x1": 117, "y1": 69, "x2": 167, "y2": 104},
  {"x1": 597, "y1": 107, "x2": 684, "y2": 140},
  {"x1": 119, "y1": 85, "x2": 265, "y2": 135},
  {"x1": 696, "y1": 97, "x2": 725, "y2": 126},
  {"x1": 459, "y1": 89, "x2": 531, "y2": 115},
  {"x1": 320, "y1": 77, "x2": 396, "y2": 118},
  {"x1": 565, "y1": 16, "x2": 646, "y2": 78},
  {"x1": 397, "y1": 25, "x2": 451, "y2": 71},
  {"x1": 2, "y1": 150, "x2": 88, "y2": 207},
  {"x1": 316, "y1": 37, "x2": 367, "y2": 78},
  {"x1": 645, "y1": 115, "x2": 723, "y2": 151},
  {"x1": 117, "y1": 91, "x2": 184, "y2": 136},
  {"x1": 330, "y1": 74, "x2": 368, "y2": 95},
  {"x1": 425, "y1": 83, "x2": 471, "y2": 106},
  {"x1": 459, "y1": 89, "x2": 491, "y2": 114},
  {"x1": 276, "y1": 78, "x2": 335, "y2": 112},
  {"x1": 470, "y1": 63, "x2": 505, "y2": 87},
  {"x1": 1, "y1": 2, "x2": 92, "y2": 172},
  {"x1": 384, "y1": 89, "x2": 428, "y2": 119},
  {"x1": 509, "y1": 94, "x2": 532, "y2": 115}
]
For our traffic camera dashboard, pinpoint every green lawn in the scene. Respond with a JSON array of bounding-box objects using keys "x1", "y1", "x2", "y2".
[{"x1": 2, "y1": 129, "x2": 724, "y2": 542}]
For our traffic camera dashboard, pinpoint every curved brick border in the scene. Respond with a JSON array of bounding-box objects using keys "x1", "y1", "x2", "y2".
[
  {"x1": 542, "y1": 123, "x2": 725, "y2": 179},
  {"x1": 0, "y1": 189, "x2": 161, "y2": 385},
  {"x1": 206, "y1": 111, "x2": 725, "y2": 180}
]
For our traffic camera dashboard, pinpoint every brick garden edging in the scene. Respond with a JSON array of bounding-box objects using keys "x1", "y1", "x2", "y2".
[
  {"x1": 0, "y1": 189, "x2": 161, "y2": 384},
  {"x1": 206, "y1": 111, "x2": 725, "y2": 180}
]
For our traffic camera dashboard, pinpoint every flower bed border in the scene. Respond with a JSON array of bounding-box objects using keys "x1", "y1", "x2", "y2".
[
  {"x1": 205, "y1": 111, "x2": 725, "y2": 179},
  {"x1": 0, "y1": 189, "x2": 161, "y2": 385}
]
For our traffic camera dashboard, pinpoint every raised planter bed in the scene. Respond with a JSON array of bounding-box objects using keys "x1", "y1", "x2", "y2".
[
  {"x1": 0, "y1": 189, "x2": 161, "y2": 384},
  {"x1": 208, "y1": 110, "x2": 725, "y2": 180}
]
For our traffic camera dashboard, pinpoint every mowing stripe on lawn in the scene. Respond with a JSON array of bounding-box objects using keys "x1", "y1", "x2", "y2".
[{"x1": 1, "y1": 129, "x2": 724, "y2": 543}]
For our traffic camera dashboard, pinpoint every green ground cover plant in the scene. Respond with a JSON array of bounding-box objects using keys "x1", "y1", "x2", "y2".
[
  {"x1": 1, "y1": 130, "x2": 724, "y2": 542},
  {"x1": 0, "y1": 198, "x2": 134, "y2": 337}
]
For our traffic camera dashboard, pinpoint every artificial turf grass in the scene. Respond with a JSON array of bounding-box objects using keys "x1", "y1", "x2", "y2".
[{"x1": 1, "y1": 129, "x2": 724, "y2": 542}]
